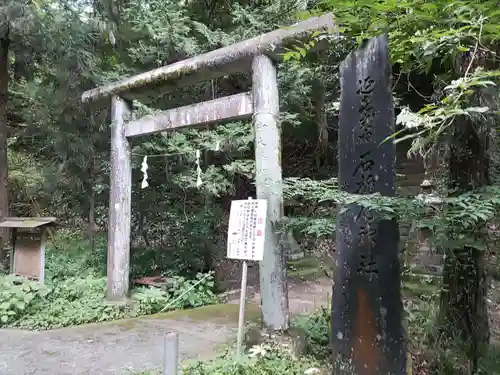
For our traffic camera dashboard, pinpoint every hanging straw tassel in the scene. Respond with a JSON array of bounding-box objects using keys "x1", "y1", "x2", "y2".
[
  {"x1": 195, "y1": 149, "x2": 203, "y2": 187},
  {"x1": 141, "y1": 156, "x2": 149, "y2": 189}
]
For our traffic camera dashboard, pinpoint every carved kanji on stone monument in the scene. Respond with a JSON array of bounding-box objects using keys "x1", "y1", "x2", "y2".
[{"x1": 332, "y1": 35, "x2": 406, "y2": 375}]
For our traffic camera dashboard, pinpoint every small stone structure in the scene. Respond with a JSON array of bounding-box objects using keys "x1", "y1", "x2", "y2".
[{"x1": 0, "y1": 217, "x2": 57, "y2": 283}]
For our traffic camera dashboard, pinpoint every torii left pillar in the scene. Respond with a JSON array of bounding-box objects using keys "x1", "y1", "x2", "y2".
[{"x1": 108, "y1": 95, "x2": 132, "y2": 300}]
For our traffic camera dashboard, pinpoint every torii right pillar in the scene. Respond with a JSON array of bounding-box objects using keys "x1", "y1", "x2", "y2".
[{"x1": 253, "y1": 54, "x2": 290, "y2": 332}]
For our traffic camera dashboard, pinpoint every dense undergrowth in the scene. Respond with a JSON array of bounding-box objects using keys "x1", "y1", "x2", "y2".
[
  {"x1": 2, "y1": 233, "x2": 500, "y2": 374},
  {"x1": 0, "y1": 231, "x2": 218, "y2": 330},
  {"x1": 133, "y1": 275, "x2": 500, "y2": 375},
  {"x1": 165, "y1": 304, "x2": 500, "y2": 375}
]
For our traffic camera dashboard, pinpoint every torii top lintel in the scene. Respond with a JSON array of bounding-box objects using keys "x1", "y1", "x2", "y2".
[{"x1": 81, "y1": 13, "x2": 335, "y2": 104}]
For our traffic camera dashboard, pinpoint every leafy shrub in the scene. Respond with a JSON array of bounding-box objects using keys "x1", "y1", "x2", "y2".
[
  {"x1": 293, "y1": 306, "x2": 331, "y2": 360},
  {"x1": 0, "y1": 275, "x2": 47, "y2": 324},
  {"x1": 183, "y1": 344, "x2": 323, "y2": 375},
  {"x1": 167, "y1": 271, "x2": 218, "y2": 309},
  {"x1": 13, "y1": 276, "x2": 134, "y2": 330},
  {"x1": 0, "y1": 271, "x2": 218, "y2": 330},
  {"x1": 132, "y1": 287, "x2": 170, "y2": 315},
  {"x1": 133, "y1": 271, "x2": 218, "y2": 315},
  {"x1": 0, "y1": 231, "x2": 218, "y2": 330},
  {"x1": 44, "y1": 231, "x2": 107, "y2": 280}
]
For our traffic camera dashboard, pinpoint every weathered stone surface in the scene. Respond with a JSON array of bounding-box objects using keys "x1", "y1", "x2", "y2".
[
  {"x1": 107, "y1": 96, "x2": 132, "y2": 301},
  {"x1": 304, "y1": 368, "x2": 325, "y2": 375},
  {"x1": 81, "y1": 14, "x2": 335, "y2": 104},
  {"x1": 332, "y1": 35, "x2": 406, "y2": 375},
  {"x1": 253, "y1": 54, "x2": 289, "y2": 331},
  {"x1": 125, "y1": 92, "x2": 253, "y2": 137},
  {"x1": 245, "y1": 326, "x2": 307, "y2": 357},
  {"x1": 218, "y1": 286, "x2": 256, "y2": 303},
  {"x1": 285, "y1": 230, "x2": 304, "y2": 260}
]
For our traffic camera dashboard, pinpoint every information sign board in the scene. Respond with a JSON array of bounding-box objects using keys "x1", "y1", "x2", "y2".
[{"x1": 227, "y1": 199, "x2": 267, "y2": 261}]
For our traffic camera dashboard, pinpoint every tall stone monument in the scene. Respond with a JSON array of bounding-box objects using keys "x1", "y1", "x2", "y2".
[{"x1": 331, "y1": 35, "x2": 406, "y2": 375}]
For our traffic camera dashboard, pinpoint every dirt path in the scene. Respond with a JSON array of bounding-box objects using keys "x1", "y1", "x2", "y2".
[{"x1": 0, "y1": 279, "x2": 331, "y2": 375}]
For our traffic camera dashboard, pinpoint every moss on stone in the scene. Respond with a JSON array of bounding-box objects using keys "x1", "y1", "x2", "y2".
[
  {"x1": 288, "y1": 256, "x2": 327, "y2": 280},
  {"x1": 402, "y1": 281, "x2": 438, "y2": 298},
  {"x1": 144, "y1": 302, "x2": 262, "y2": 324}
]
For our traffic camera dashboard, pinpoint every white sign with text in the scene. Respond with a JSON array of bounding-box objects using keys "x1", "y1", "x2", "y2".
[{"x1": 226, "y1": 199, "x2": 267, "y2": 261}]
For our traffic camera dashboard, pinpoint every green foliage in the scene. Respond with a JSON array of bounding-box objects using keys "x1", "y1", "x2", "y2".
[
  {"x1": 4, "y1": 1, "x2": 500, "y2": 372},
  {"x1": 393, "y1": 69, "x2": 500, "y2": 156},
  {"x1": 282, "y1": 217, "x2": 335, "y2": 238},
  {"x1": 132, "y1": 287, "x2": 170, "y2": 315},
  {"x1": 14, "y1": 276, "x2": 133, "y2": 330},
  {"x1": 182, "y1": 344, "x2": 323, "y2": 375},
  {"x1": 0, "y1": 232, "x2": 218, "y2": 331},
  {"x1": 293, "y1": 307, "x2": 331, "y2": 360},
  {"x1": 167, "y1": 272, "x2": 218, "y2": 309},
  {"x1": 311, "y1": 0, "x2": 500, "y2": 71},
  {"x1": 287, "y1": 1, "x2": 500, "y2": 161},
  {"x1": 132, "y1": 347, "x2": 322, "y2": 375},
  {"x1": 132, "y1": 121, "x2": 254, "y2": 196},
  {"x1": 44, "y1": 231, "x2": 107, "y2": 280},
  {"x1": 0, "y1": 275, "x2": 47, "y2": 325},
  {"x1": 128, "y1": 207, "x2": 227, "y2": 279},
  {"x1": 482, "y1": 347, "x2": 500, "y2": 375},
  {"x1": 0, "y1": 271, "x2": 217, "y2": 330},
  {"x1": 284, "y1": 177, "x2": 500, "y2": 252},
  {"x1": 404, "y1": 297, "x2": 438, "y2": 349},
  {"x1": 7, "y1": 145, "x2": 48, "y2": 207}
]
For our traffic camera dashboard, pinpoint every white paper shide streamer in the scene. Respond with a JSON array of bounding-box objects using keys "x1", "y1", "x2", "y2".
[
  {"x1": 141, "y1": 156, "x2": 149, "y2": 189},
  {"x1": 195, "y1": 149, "x2": 203, "y2": 187}
]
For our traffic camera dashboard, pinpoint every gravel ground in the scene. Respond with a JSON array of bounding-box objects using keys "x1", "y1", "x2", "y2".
[
  {"x1": 0, "y1": 279, "x2": 332, "y2": 375},
  {"x1": 0, "y1": 316, "x2": 235, "y2": 375}
]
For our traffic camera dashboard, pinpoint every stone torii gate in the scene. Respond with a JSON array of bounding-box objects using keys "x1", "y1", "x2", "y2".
[{"x1": 81, "y1": 14, "x2": 334, "y2": 331}]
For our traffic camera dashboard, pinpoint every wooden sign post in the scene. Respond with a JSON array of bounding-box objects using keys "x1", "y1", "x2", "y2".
[{"x1": 227, "y1": 197, "x2": 267, "y2": 359}]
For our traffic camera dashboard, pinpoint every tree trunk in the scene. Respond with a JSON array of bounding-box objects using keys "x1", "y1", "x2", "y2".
[
  {"x1": 438, "y1": 249, "x2": 489, "y2": 369},
  {"x1": 88, "y1": 188, "x2": 96, "y2": 251},
  {"x1": 202, "y1": 149, "x2": 215, "y2": 272},
  {"x1": 87, "y1": 112, "x2": 97, "y2": 251},
  {"x1": 0, "y1": 24, "x2": 10, "y2": 269},
  {"x1": 438, "y1": 114, "x2": 490, "y2": 372},
  {"x1": 313, "y1": 77, "x2": 328, "y2": 169}
]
